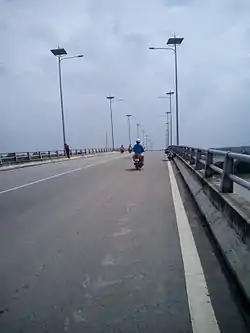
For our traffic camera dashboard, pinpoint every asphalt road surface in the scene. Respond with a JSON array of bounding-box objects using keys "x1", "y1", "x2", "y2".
[{"x1": 0, "y1": 152, "x2": 248, "y2": 332}]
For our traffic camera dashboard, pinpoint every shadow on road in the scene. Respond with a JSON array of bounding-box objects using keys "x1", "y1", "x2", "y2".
[{"x1": 125, "y1": 168, "x2": 138, "y2": 171}]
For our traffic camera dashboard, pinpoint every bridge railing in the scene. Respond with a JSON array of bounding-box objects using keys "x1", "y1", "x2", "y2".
[
  {"x1": 0, "y1": 148, "x2": 116, "y2": 167},
  {"x1": 170, "y1": 146, "x2": 250, "y2": 193}
]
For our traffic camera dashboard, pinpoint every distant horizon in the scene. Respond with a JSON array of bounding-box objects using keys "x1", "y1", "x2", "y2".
[{"x1": 1, "y1": 144, "x2": 250, "y2": 154}]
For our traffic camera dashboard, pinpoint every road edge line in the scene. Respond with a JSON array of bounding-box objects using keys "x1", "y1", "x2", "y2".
[{"x1": 167, "y1": 161, "x2": 220, "y2": 333}]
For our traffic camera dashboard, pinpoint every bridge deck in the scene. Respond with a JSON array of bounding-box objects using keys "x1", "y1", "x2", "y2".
[{"x1": 0, "y1": 153, "x2": 247, "y2": 332}]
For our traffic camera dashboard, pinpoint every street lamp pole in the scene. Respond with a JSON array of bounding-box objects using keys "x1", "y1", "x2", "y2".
[
  {"x1": 136, "y1": 123, "x2": 140, "y2": 138},
  {"x1": 166, "y1": 90, "x2": 174, "y2": 145},
  {"x1": 167, "y1": 36, "x2": 183, "y2": 145},
  {"x1": 57, "y1": 55, "x2": 66, "y2": 147},
  {"x1": 105, "y1": 131, "x2": 108, "y2": 150},
  {"x1": 106, "y1": 96, "x2": 115, "y2": 150},
  {"x1": 149, "y1": 35, "x2": 183, "y2": 145},
  {"x1": 50, "y1": 47, "x2": 83, "y2": 148},
  {"x1": 145, "y1": 134, "x2": 148, "y2": 151},
  {"x1": 141, "y1": 129, "x2": 145, "y2": 146},
  {"x1": 165, "y1": 122, "x2": 169, "y2": 148},
  {"x1": 126, "y1": 114, "x2": 132, "y2": 146}
]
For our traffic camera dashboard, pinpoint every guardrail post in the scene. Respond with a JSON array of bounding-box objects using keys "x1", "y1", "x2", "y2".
[
  {"x1": 190, "y1": 148, "x2": 195, "y2": 165},
  {"x1": 204, "y1": 151, "x2": 213, "y2": 178},
  {"x1": 181, "y1": 147, "x2": 185, "y2": 158},
  {"x1": 195, "y1": 149, "x2": 202, "y2": 170},
  {"x1": 48, "y1": 151, "x2": 51, "y2": 159},
  {"x1": 27, "y1": 152, "x2": 31, "y2": 161},
  {"x1": 220, "y1": 153, "x2": 233, "y2": 193},
  {"x1": 183, "y1": 147, "x2": 187, "y2": 160},
  {"x1": 56, "y1": 150, "x2": 59, "y2": 157},
  {"x1": 186, "y1": 147, "x2": 190, "y2": 161},
  {"x1": 0, "y1": 154, "x2": 2, "y2": 165}
]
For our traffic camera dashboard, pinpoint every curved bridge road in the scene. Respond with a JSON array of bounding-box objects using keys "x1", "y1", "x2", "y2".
[{"x1": 0, "y1": 152, "x2": 248, "y2": 332}]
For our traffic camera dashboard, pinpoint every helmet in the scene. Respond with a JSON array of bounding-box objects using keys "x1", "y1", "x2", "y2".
[{"x1": 136, "y1": 138, "x2": 140, "y2": 143}]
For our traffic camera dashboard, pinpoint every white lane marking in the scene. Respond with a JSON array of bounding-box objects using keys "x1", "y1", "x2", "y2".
[
  {"x1": 113, "y1": 227, "x2": 131, "y2": 237},
  {"x1": 0, "y1": 155, "x2": 122, "y2": 195},
  {"x1": 167, "y1": 162, "x2": 220, "y2": 333}
]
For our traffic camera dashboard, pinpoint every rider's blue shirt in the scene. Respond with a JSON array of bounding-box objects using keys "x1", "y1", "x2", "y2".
[{"x1": 132, "y1": 143, "x2": 145, "y2": 154}]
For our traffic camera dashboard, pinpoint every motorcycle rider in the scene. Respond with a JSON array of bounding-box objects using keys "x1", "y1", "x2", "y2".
[
  {"x1": 120, "y1": 144, "x2": 125, "y2": 153},
  {"x1": 132, "y1": 138, "x2": 145, "y2": 164}
]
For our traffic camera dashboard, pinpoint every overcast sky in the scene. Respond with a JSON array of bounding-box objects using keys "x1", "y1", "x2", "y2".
[{"x1": 1, "y1": 0, "x2": 250, "y2": 151}]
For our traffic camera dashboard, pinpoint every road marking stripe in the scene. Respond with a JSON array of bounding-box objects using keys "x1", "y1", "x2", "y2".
[
  {"x1": 0, "y1": 155, "x2": 123, "y2": 195},
  {"x1": 167, "y1": 162, "x2": 220, "y2": 333}
]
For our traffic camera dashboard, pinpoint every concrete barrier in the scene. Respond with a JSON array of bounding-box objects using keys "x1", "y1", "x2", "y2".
[
  {"x1": 173, "y1": 155, "x2": 250, "y2": 308},
  {"x1": 0, "y1": 151, "x2": 119, "y2": 172}
]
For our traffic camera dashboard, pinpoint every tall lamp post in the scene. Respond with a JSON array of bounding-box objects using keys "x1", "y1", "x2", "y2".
[
  {"x1": 166, "y1": 90, "x2": 174, "y2": 145},
  {"x1": 165, "y1": 122, "x2": 169, "y2": 148},
  {"x1": 126, "y1": 114, "x2": 132, "y2": 146},
  {"x1": 50, "y1": 47, "x2": 83, "y2": 148},
  {"x1": 145, "y1": 134, "x2": 149, "y2": 151},
  {"x1": 136, "y1": 123, "x2": 140, "y2": 138},
  {"x1": 149, "y1": 34, "x2": 184, "y2": 145},
  {"x1": 106, "y1": 96, "x2": 115, "y2": 150},
  {"x1": 106, "y1": 96, "x2": 124, "y2": 150},
  {"x1": 141, "y1": 129, "x2": 145, "y2": 147},
  {"x1": 105, "y1": 131, "x2": 108, "y2": 150}
]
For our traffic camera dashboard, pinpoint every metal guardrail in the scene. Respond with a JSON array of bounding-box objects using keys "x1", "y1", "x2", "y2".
[
  {"x1": 170, "y1": 146, "x2": 250, "y2": 193},
  {"x1": 0, "y1": 148, "x2": 115, "y2": 167}
]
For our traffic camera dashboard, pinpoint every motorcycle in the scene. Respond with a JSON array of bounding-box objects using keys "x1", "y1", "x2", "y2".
[{"x1": 134, "y1": 154, "x2": 143, "y2": 170}]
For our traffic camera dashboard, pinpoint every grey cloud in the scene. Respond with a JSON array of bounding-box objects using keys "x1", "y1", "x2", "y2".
[
  {"x1": 163, "y1": 0, "x2": 194, "y2": 8},
  {"x1": 1, "y1": 0, "x2": 250, "y2": 152}
]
